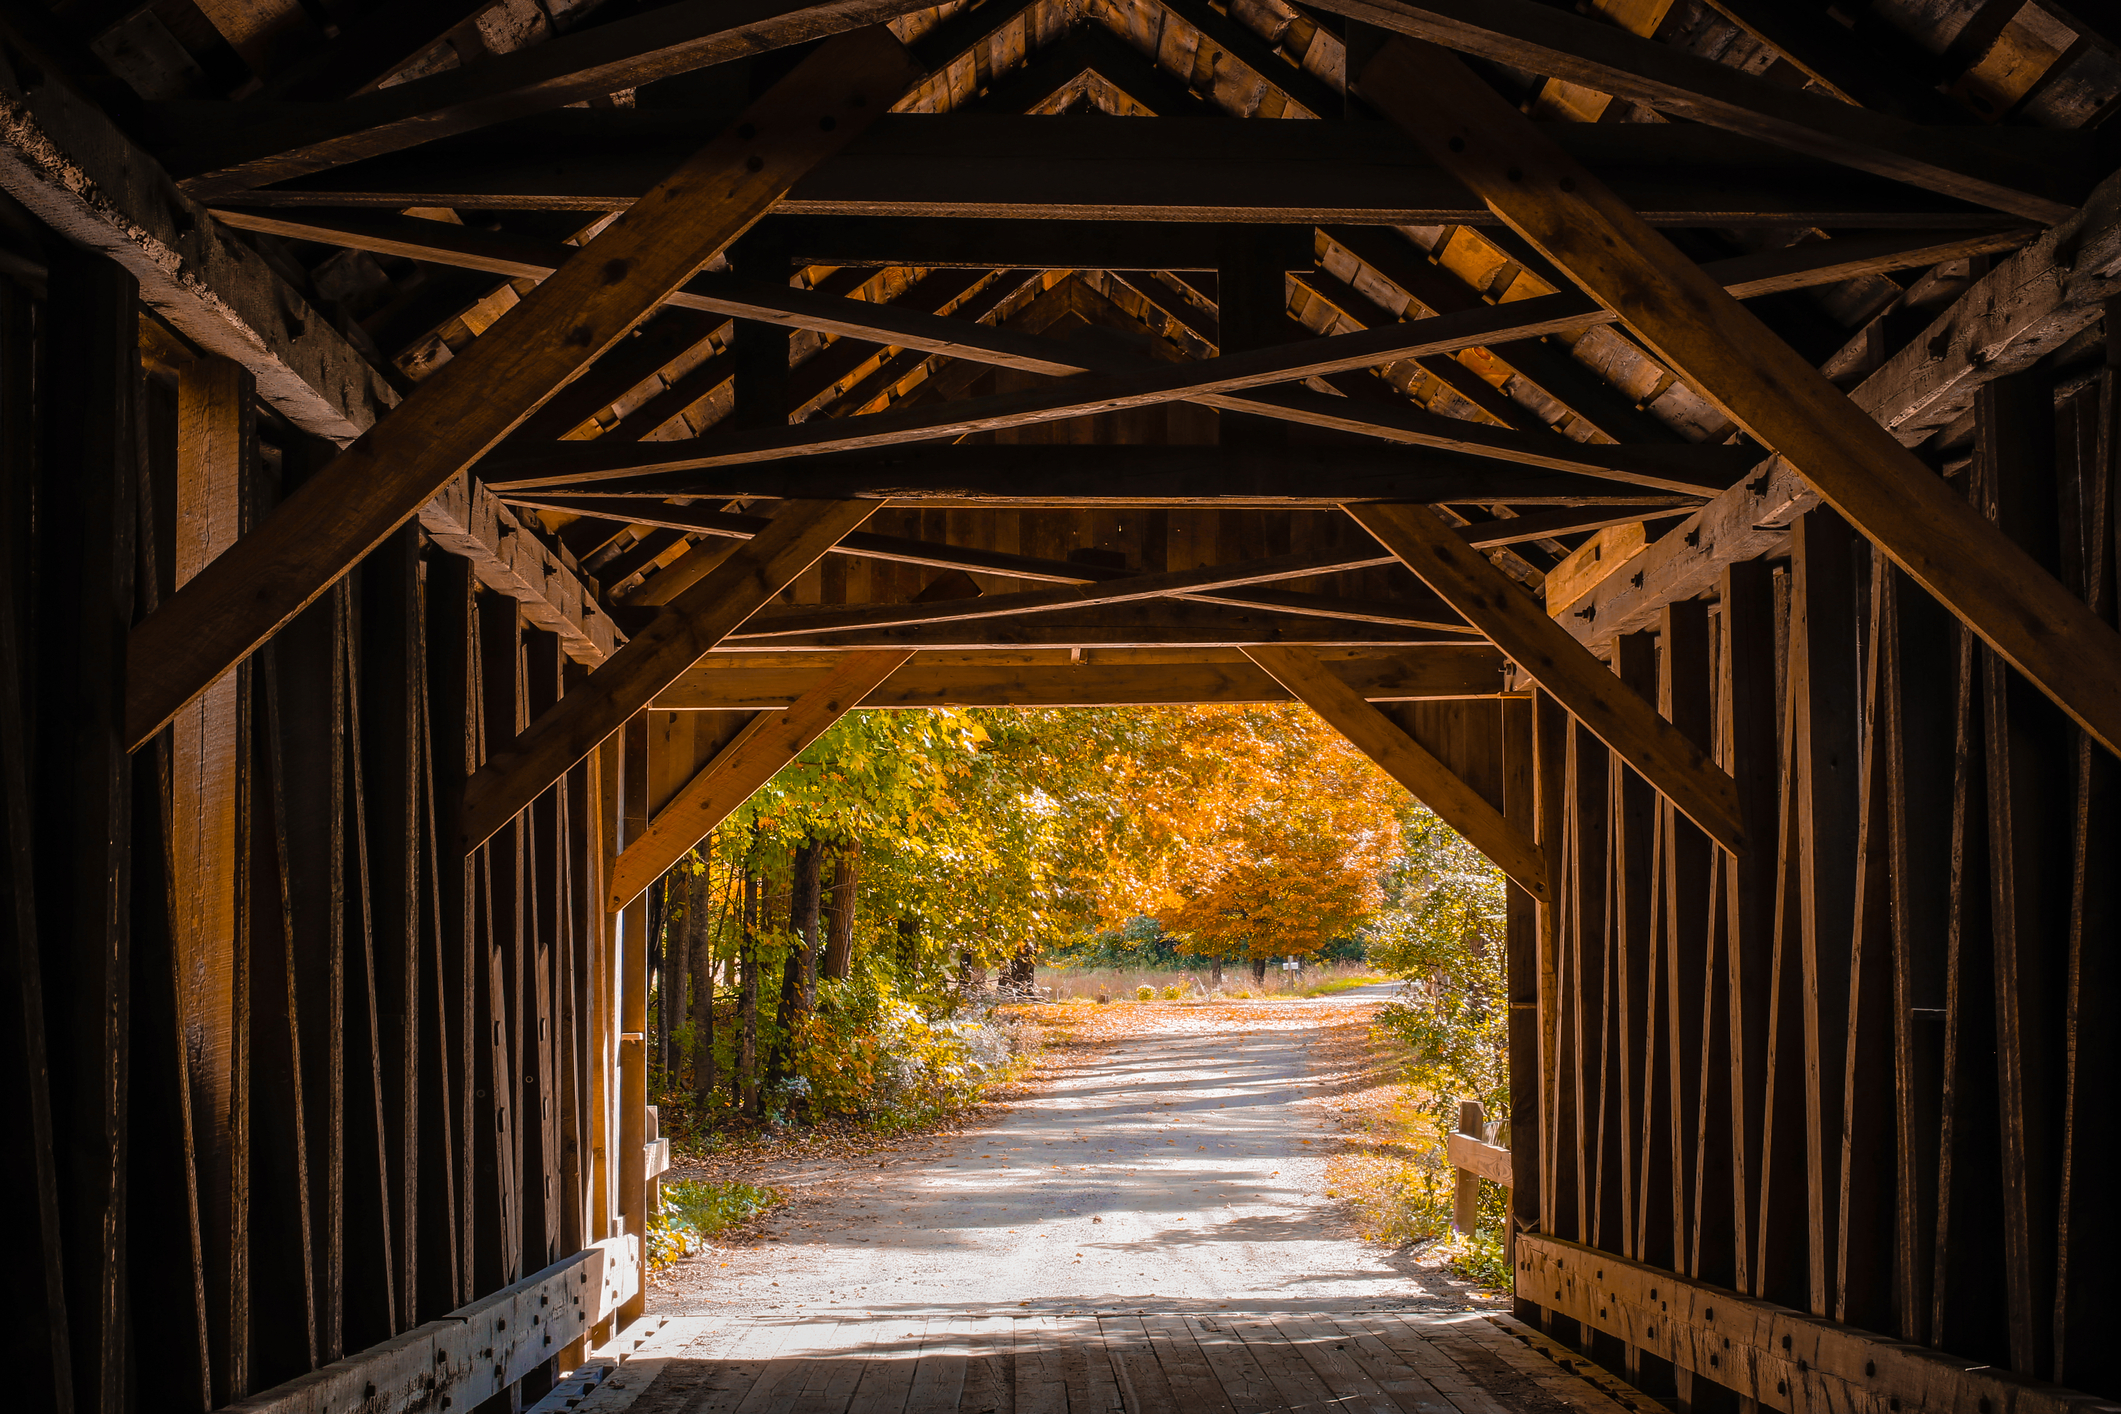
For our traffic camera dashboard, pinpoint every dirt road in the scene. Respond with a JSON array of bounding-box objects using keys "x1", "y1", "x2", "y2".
[{"x1": 650, "y1": 998, "x2": 1500, "y2": 1320}]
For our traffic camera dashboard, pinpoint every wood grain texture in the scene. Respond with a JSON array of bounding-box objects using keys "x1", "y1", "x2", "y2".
[
  {"x1": 1311, "y1": 0, "x2": 2092, "y2": 220},
  {"x1": 1244, "y1": 644, "x2": 1548, "y2": 900},
  {"x1": 1359, "y1": 36, "x2": 2121, "y2": 767},
  {"x1": 126, "y1": 30, "x2": 919, "y2": 754},
  {"x1": 1345, "y1": 501, "x2": 1745, "y2": 855},
  {"x1": 463, "y1": 500, "x2": 881, "y2": 852}
]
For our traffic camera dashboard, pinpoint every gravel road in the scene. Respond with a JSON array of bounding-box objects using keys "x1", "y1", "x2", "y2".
[{"x1": 650, "y1": 996, "x2": 1497, "y2": 1320}]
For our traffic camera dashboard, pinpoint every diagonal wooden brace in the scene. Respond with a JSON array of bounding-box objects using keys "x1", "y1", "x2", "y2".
[
  {"x1": 606, "y1": 649, "x2": 913, "y2": 910},
  {"x1": 1356, "y1": 35, "x2": 2121, "y2": 772},
  {"x1": 461, "y1": 499, "x2": 882, "y2": 852},
  {"x1": 123, "y1": 28, "x2": 920, "y2": 753},
  {"x1": 1345, "y1": 501, "x2": 1747, "y2": 855},
  {"x1": 1243, "y1": 644, "x2": 1548, "y2": 901}
]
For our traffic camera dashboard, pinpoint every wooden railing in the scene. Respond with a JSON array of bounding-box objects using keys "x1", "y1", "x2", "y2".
[{"x1": 1445, "y1": 1099, "x2": 1513, "y2": 1232}]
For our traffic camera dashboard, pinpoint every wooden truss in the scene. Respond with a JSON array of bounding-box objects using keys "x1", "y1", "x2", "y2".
[{"x1": 15, "y1": 0, "x2": 2121, "y2": 1407}]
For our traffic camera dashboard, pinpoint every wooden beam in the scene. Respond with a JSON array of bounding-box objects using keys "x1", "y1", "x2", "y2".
[
  {"x1": 705, "y1": 599, "x2": 1483, "y2": 650},
  {"x1": 1243, "y1": 644, "x2": 1547, "y2": 900},
  {"x1": 1345, "y1": 500, "x2": 1747, "y2": 854},
  {"x1": 225, "y1": 112, "x2": 2054, "y2": 228},
  {"x1": 1515, "y1": 1232, "x2": 2121, "y2": 1414},
  {"x1": 1360, "y1": 37, "x2": 2121, "y2": 766},
  {"x1": 125, "y1": 32, "x2": 918, "y2": 753},
  {"x1": 158, "y1": 0, "x2": 937, "y2": 198},
  {"x1": 514, "y1": 495, "x2": 1676, "y2": 578},
  {"x1": 1559, "y1": 164, "x2": 2121, "y2": 649},
  {"x1": 1307, "y1": 0, "x2": 2094, "y2": 221},
  {"x1": 652, "y1": 646, "x2": 1512, "y2": 709},
  {"x1": 725, "y1": 547, "x2": 1440, "y2": 639},
  {"x1": 462, "y1": 500, "x2": 880, "y2": 851},
  {"x1": 606, "y1": 651, "x2": 911, "y2": 909},
  {"x1": 496, "y1": 444, "x2": 1704, "y2": 505}
]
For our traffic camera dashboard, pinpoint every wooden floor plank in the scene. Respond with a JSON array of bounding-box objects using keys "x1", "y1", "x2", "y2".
[
  {"x1": 1100, "y1": 1316, "x2": 1180, "y2": 1414},
  {"x1": 1437, "y1": 1318, "x2": 1646, "y2": 1414},
  {"x1": 1227, "y1": 1316, "x2": 1344, "y2": 1412},
  {"x1": 730, "y1": 1320, "x2": 846, "y2": 1414},
  {"x1": 958, "y1": 1315, "x2": 1015, "y2": 1414},
  {"x1": 1140, "y1": 1315, "x2": 1238, "y2": 1414},
  {"x1": 1344, "y1": 1315, "x2": 1514, "y2": 1414},
  {"x1": 1311, "y1": 1315, "x2": 1464, "y2": 1414},
  {"x1": 691, "y1": 1319, "x2": 803, "y2": 1414},
  {"x1": 1181, "y1": 1316, "x2": 1285, "y2": 1414},
  {"x1": 1052, "y1": 1315, "x2": 1124, "y2": 1414},
  {"x1": 1012, "y1": 1315, "x2": 1068, "y2": 1414},
  {"x1": 786, "y1": 1319, "x2": 871, "y2": 1414},
  {"x1": 904, "y1": 1317, "x2": 972, "y2": 1414},
  {"x1": 1274, "y1": 1313, "x2": 1402, "y2": 1414},
  {"x1": 844, "y1": 1315, "x2": 931, "y2": 1414}
]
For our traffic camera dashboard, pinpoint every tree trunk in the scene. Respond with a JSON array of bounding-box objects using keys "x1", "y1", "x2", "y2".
[
  {"x1": 1210, "y1": 957, "x2": 1223, "y2": 988},
  {"x1": 1004, "y1": 944, "x2": 1036, "y2": 996},
  {"x1": 1251, "y1": 955, "x2": 1268, "y2": 985},
  {"x1": 821, "y1": 840, "x2": 859, "y2": 981},
  {"x1": 654, "y1": 876, "x2": 679, "y2": 1081},
  {"x1": 689, "y1": 858, "x2": 717, "y2": 1117},
  {"x1": 791, "y1": 837, "x2": 822, "y2": 1013},
  {"x1": 738, "y1": 872, "x2": 760, "y2": 1116}
]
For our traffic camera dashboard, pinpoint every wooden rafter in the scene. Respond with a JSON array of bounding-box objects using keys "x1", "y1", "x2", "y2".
[
  {"x1": 606, "y1": 649, "x2": 914, "y2": 908},
  {"x1": 218, "y1": 113, "x2": 2055, "y2": 228},
  {"x1": 651, "y1": 645, "x2": 1511, "y2": 709},
  {"x1": 1306, "y1": 0, "x2": 2095, "y2": 222},
  {"x1": 461, "y1": 499, "x2": 881, "y2": 850},
  {"x1": 1358, "y1": 36, "x2": 2121, "y2": 767},
  {"x1": 1346, "y1": 500, "x2": 1747, "y2": 854},
  {"x1": 125, "y1": 32, "x2": 919, "y2": 752},
  {"x1": 158, "y1": 0, "x2": 939, "y2": 197},
  {"x1": 491, "y1": 443, "x2": 1712, "y2": 505}
]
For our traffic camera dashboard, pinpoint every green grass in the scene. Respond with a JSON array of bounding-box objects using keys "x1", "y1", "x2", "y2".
[{"x1": 1296, "y1": 973, "x2": 1388, "y2": 998}]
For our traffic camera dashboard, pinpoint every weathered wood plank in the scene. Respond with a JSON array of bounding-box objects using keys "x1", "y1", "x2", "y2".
[
  {"x1": 1344, "y1": 501, "x2": 1746, "y2": 854},
  {"x1": 1361, "y1": 37, "x2": 2121, "y2": 766},
  {"x1": 127, "y1": 33, "x2": 917, "y2": 751}
]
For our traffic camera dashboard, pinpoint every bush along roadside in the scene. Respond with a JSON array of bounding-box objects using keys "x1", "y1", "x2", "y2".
[{"x1": 646, "y1": 1179, "x2": 786, "y2": 1277}]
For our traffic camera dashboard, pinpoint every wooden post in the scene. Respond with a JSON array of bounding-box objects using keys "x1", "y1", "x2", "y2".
[
  {"x1": 1454, "y1": 1100, "x2": 1485, "y2": 1235},
  {"x1": 617, "y1": 716, "x2": 649, "y2": 1327}
]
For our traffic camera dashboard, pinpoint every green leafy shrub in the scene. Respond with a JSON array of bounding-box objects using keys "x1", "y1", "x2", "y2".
[
  {"x1": 1135, "y1": 984, "x2": 1155, "y2": 1000},
  {"x1": 646, "y1": 1179, "x2": 784, "y2": 1275},
  {"x1": 1161, "y1": 984, "x2": 1183, "y2": 1000}
]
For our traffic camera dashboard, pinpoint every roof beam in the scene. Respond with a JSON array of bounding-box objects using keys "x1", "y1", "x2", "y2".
[
  {"x1": 1306, "y1": 0, "x2": 2095, "y2": 222},
  {"x1": 464, "y1": 500, "x2": 881, "y2": 851},
  {"x1": 229, "y1": 112, "x2": 2053, "y2": 227},
  {"x1": 510, "y1": 496, "x2": 1676, "y2": 578},
  {"x1": 608, "y1": 649, "x2": 912, "y2": 907},
  {"x1": 651, "y1": 645, "x2": 1512, "y2": 708},
  {"x1": 1244, "y1": 644, "x2": 1547, "y2": 900},
  {"x1": 723, "y1": 547, "x2": 1453, "y2": 640},
  {"x1": 1360, "y1": 36, "x2": 2121, "y2": 766},
  {"x1": 1346, "y1": 499, "x2": 1747, "y2": 853},
  {"x1": 126, "y1": 31, "x2": 920, "y2": 752},
  {"x1": 157, "y1": 0, "x2": 938, "y2": 198},
  {"x1": 0, "y1": 31, "x2": 619, "y2": 668},
  {"x1": 490, "y1": 443, "x2": 1713, "y2": 505},
  {"x1": 711, "y1": 598, "x2": 1486, "y2": 650}
]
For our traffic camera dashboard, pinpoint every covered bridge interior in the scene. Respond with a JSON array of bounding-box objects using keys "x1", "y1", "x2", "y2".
[{"x1": 2, "y1": 0, "x2": 2120, "y2": 1407}]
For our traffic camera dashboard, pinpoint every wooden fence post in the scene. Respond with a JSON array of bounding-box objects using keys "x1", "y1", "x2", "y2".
[{"x1": 1454, "y1": 1100, "x2": 1485, "y2": 1234}]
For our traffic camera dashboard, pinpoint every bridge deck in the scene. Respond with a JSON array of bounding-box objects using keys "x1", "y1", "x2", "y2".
[{"x1": 539, "y1": 1309, "x2": 1649, "y2": 1413}]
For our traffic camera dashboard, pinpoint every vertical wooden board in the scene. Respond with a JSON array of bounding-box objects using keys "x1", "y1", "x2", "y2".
[
  {"x1": 1973, "y1": 374, "x2": 2071, "y2": 1380},
  {"x1": 34, "y1": 249, "x2": 138, "y2": 1414},
  {"x1": 171, "y1": 354, "x2": 254, "y2": 1401},
  {"x1": 1789, "y1": 510, "x2": 1862, "y2": 1320},
  {"x1": 525, "y1": 632, "x2": 565, "y2": 1281},
  {"x1": 1502, "y1": 696, "x2": 1541, "y2": 1299},
  {"x1": 1655, "y1": 603, "x2": 1712, "y2": 1287},
  {"x1": 1565, "y1": 718, "x2": 1608, "y2": 1248},
  {"x1": 1932, "y1": 617, "x2": 2010, "y2": 1365},
  {"x1": 1837, "y1": 546, "x2": 1899, "y2": 1334},
  {"x1": 1531, "y1": 689, "x2": 1571, "y2": 1252},
  {"x1": 425, "y1": 553, "x2": 479, "y2": 1305},
  {"x1": 1607, "y1": 633, "x2": 1656, "y2": 1267},
  {"x1": 1718, "y1": 560, "x2": 1778, "y2": 1299},
  {"x1": 2055, "y1": 365, "x2": 2121, "y2": 1392}
]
